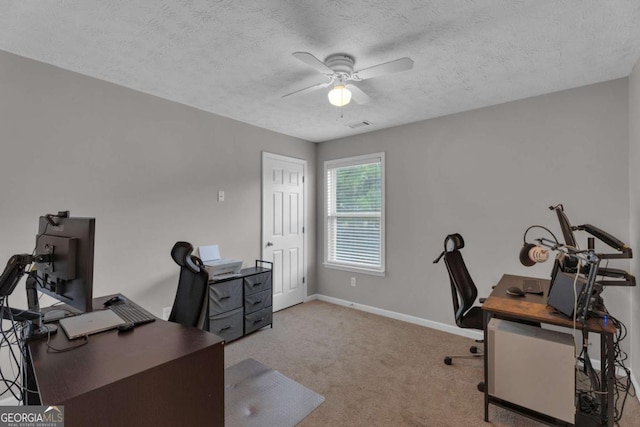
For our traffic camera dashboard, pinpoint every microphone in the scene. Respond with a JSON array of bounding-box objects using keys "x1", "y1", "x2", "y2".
[{"x1": 519, "y1": 243, "x2": 549, "y2": 266}]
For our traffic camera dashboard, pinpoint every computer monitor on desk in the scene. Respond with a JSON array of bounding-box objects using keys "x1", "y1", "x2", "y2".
[
  {"x1": 0, "y1": 211, "x2": 96, "y2": 340},
  {"x1": 550, "y1": 204, "x2": 579, "y2": 272},
  {"x1": 0, "y1": 211, "x2": 98, "y2": 403},
  {"x1": 33, "y1": 212, "x2": 95, "y2": 313}
]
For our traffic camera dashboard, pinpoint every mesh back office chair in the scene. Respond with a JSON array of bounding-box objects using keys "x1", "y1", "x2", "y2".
[
  {"x1": 433, "y1": 234, "x2": 485, "y2": 365},
  {"x1": 169, "y1": 241, "x2": 208, "y2": 327}
]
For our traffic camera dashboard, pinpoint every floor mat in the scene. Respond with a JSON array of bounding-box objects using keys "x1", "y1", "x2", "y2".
[{"x1": 225, "y1": 358, "x2": 325, "y2": 427}]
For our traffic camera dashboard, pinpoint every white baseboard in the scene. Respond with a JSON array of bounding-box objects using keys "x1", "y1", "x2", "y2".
[
  {"x1": 313, "y1": 294, "x2": 483, "y2": 341},
  {"x1": 309, "y1": 293, "x2": 638, "y2": 400},
  {"x1": 304, "y1": 294, "x2": 319, "y2": 302}
]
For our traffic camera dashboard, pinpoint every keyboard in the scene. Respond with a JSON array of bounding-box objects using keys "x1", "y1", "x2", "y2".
[
  {"x1": 109, "y1": 302, "x2": 157, "y2": 326},
  {"x1": 522, "y1": 279, "x2": 543, "y2": 295}
]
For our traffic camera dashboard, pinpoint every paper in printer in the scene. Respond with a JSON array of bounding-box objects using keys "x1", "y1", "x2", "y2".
[{"x1": 197, "y1": 244, "x2": 242, "y2": 278}]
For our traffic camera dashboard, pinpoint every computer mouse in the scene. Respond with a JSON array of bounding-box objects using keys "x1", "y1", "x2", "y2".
[
  {"x1": 104, "y1": 295, "x2": 125, "y2": 307},
  {"x1": 117, "y1": 322, "x2": 135, "y2": 332},
  {"x1": 506, "y1": 286, "x2": 526, "y2": 297}
]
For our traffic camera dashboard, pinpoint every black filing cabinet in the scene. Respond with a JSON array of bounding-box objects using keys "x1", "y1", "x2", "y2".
[{"x1": 206, "y1": 260, "x2": 272, "y2": 342}]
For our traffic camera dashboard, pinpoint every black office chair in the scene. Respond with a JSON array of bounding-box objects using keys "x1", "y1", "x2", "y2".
[
  {"x1": 169, "y1": 241, "x2": 208, "y2": 327},
  {"x1": 433, "y1": 233, "x2": 485, "y2": 366}
]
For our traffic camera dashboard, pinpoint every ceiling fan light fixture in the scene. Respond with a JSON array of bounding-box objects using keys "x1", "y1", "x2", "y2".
[{"x1": 328, "y1": 84, "x2": 352, "y2": 107}]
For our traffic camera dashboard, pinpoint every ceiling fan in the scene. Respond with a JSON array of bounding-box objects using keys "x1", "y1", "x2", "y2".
[{"x1": 282, "y1": 52, "x2": 414, "y2": 107}]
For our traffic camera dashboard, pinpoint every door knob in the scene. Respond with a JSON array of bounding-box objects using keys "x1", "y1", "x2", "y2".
[{"x1": 266, "y1": 242, "x2": 274, "y2": 247}]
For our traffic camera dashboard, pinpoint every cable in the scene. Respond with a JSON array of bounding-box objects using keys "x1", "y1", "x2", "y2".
[
  {"x1": 604, "y1": 312, "x2": 634, "y2": 424},
  {"x1": 574, "y1": 307, "x2": 635, "y2": 426},
  {"x1": 0, "y1": 295, "x2": 28, "y2": 402},
  {"x1": 591, "y1": 261, "x2": 634, "y2": 424},
  {"x1": 0, "y1": 293, "x2": 88, "y2": 403},
  {"x1": 522, "y1": 224, "x2": 561, "y2": 246},
  {"x1": 45, "y1": 328, "x2": 88, "y2": 353},
  {"x1": 31, "y1": 218, "x2": 52, "y2": 258},
  {"x1": 0, "y1": 213, "x2": 80, "y2": 402}
]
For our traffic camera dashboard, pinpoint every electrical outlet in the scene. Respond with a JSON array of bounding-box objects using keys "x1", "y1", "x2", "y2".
[
  {"x1": 217, "y1": 190, "x2": 225, "y2": 202},
  {"x1": 350, "y1": 277, "x2": 356, "y2": 287},
  {"x1": 162, "y1": 306, "x2": 172, "y2": 320}
]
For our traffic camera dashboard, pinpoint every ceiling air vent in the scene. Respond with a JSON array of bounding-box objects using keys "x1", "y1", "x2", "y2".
[{"x1": 347, "y1": 120, "x2": 372, "y2": 129}]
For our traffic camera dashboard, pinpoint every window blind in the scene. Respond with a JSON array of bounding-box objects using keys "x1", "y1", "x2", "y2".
[{"x1": 325, "y1": 153, "x2": 384, "y2": 273}]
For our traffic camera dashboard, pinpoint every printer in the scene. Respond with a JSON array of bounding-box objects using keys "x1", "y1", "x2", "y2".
[{"x1": 197, "y1": 245, "x2": 243, "y2": 279}]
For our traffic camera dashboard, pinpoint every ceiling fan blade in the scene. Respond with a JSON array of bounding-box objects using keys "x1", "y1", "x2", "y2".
[
  {"x1": 345, "y1": 84, "x2": 372, "y2": 105},
  {"x1": 292, "y1": 52, "x2": 335, "y2": 75},
  {"x1": 355, "y1": 57, "x2": 414, "y2": 80},
  {"x1": 282, "y1": 80, "x2": 332, "y2": 98}
]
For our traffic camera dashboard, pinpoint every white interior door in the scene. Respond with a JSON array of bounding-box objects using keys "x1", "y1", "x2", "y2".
[{"x1": 262, "y1": 153, "x2": 306, "y2": 312}]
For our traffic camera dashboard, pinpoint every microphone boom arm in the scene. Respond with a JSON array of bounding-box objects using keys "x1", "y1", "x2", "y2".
[
  {"x1": 533, "y1": 238, "x2": 593, "y2": 261},
  {"x1": 531, "y1": 237, "x2": 602, "y2": 322}
]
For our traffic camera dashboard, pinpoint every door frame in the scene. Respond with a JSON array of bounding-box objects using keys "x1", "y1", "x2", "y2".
[{"x1": 261, "y1": 152, "x2": 307, "y2": 308}]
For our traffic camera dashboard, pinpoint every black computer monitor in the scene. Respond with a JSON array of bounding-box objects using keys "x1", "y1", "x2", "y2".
[
  {"x1": 33, "y1": 213, "x2": 95, "y2": 313},
  {"x1": 549, "y1": 204, "x2": 580, "y2": 275},
  {"x1": 552, "y1": 204, "x2": 577, "y2": 249}
]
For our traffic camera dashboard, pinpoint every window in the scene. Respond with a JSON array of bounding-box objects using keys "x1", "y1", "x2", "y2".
[{"x1": 324, "y1": 153, "x2": 385, "y2": 275}]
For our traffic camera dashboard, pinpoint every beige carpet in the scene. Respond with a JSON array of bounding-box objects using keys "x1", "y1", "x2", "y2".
[{"x1": 225, "y1": 300, "x2": 639, "y2": 426}]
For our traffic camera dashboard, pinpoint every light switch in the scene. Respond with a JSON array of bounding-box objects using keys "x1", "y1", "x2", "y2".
[{"x1": 217, "y1": 190, "x2": 225, "y2": 202}]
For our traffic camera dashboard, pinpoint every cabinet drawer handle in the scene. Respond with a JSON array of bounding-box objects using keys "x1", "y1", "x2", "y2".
[
  {"x1": 219, "y1": 296, "x2": 230, "y2": 300},
  {"x1": 253, "y1": 317, "x2": 265, "y2": 324},
  {"x1": 252, "y1": 300, "x2": 263, "y2": 305},
  {"x1": 219, "y1": 326, "x2": 232, "y2": 331},
  {"x1": 252, "y1": 282, "x2": 262, "y2": 287}
]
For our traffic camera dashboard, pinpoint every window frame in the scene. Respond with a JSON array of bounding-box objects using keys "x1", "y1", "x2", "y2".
[{"x1": 323, "y1": 152, "x2": 386, "y2": 276}]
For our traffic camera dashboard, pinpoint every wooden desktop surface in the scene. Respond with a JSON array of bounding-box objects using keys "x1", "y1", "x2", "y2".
[
  {"x1": 28, "y1": 295, "x2": 225, "y2": 427},
  {"x1": 483, "y1": 274, "x2": 615, "y2": 334}
]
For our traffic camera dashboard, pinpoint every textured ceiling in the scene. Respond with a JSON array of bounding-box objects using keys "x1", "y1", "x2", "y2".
[{"x1": 1, "y1": 1, "x2": 639, "y2": 142}]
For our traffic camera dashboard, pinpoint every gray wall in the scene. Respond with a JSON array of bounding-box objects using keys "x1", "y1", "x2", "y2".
[
  {"x1": 0, "y1": 50, "x2": 317, "y2": 317},
  {"x1": 1, "y1": 46, "x2": 637, "y2": 394},
  {"x1": 630, "y1": 59, "x2": 640, "y2": 379},
  {"x1": 317, "y1": 79, "x2": 632, "y2": 351}
]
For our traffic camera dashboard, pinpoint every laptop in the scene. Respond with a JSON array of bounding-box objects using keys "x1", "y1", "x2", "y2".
[
  {"x1": 59, "y1": 309, "x2": 126, "y2": 339},
  {"x1": 547, "y1": 272, "x2": 587, "y2": 318}
]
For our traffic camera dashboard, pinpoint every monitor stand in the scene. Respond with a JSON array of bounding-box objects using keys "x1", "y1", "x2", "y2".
[
  {"x1": 0, "y1": 306, "x2": 57, "y2": 341},
  {"x1": 25, "y1": 273, "x2": 58, "y2": 341}
]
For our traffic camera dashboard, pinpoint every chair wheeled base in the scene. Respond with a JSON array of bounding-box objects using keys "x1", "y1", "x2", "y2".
[{"x1": 443, "y1": 342, "x2": 483, "y2": 365}]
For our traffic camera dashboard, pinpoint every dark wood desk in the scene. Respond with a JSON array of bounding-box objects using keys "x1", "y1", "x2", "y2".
[
  {"x1": 482, "y1": 274, "x2": 615, "y2": 427},
  {"x1": 27, "y1": 295, "x2": 225, "y2": 427}
]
